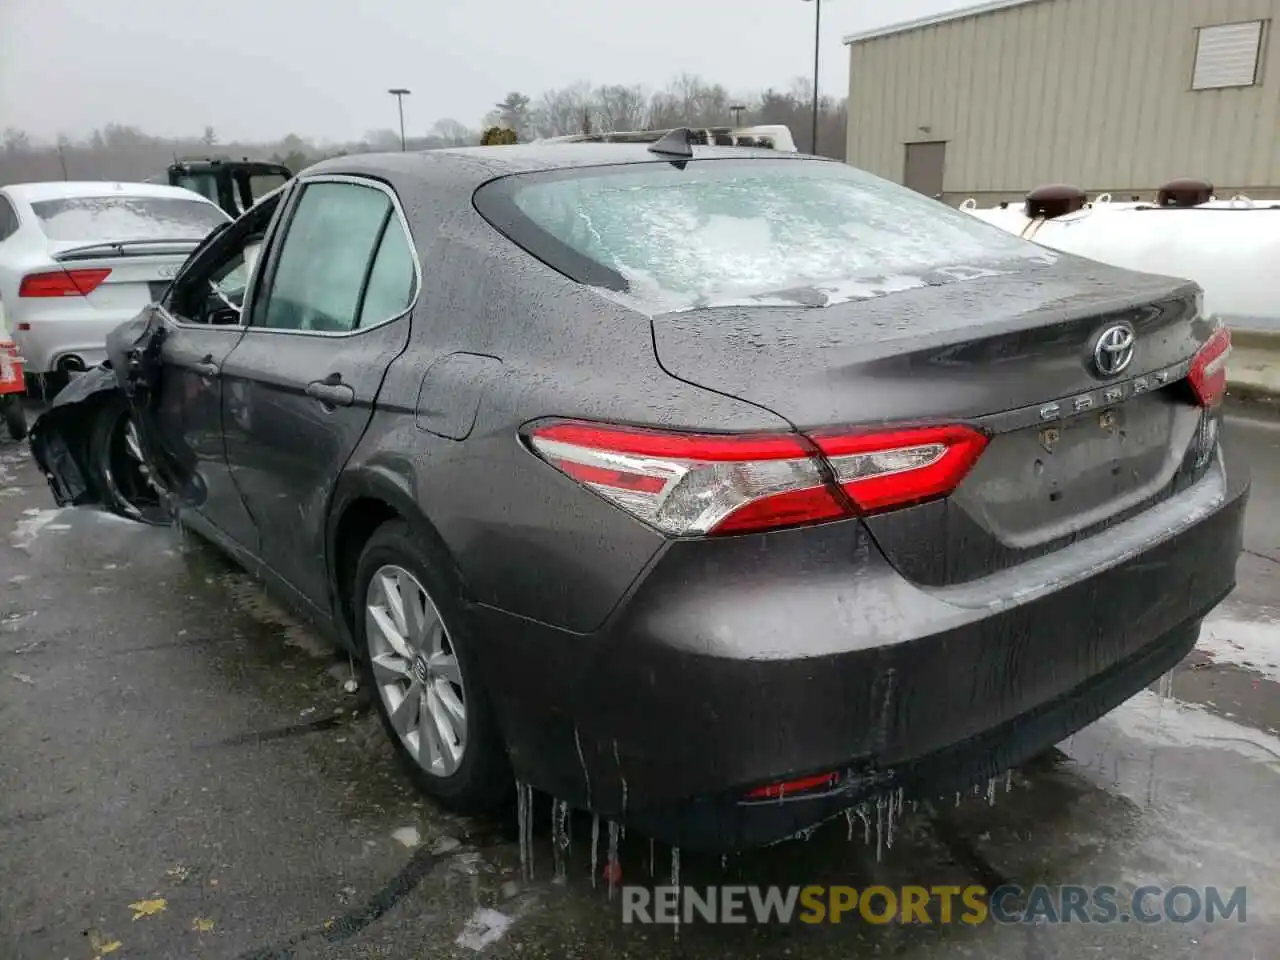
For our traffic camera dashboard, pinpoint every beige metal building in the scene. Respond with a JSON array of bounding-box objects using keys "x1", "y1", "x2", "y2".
[{"x1": 844, "y1": 0, "x2": 1280, "y2": 204}]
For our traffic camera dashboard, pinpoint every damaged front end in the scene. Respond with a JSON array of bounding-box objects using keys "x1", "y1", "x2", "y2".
[
  {"x1": 28, "y1": 364, "x2": 120, "y2": 507},
  {"x1": 29, "y1": 307, "x2": 199, "y2": 521}
]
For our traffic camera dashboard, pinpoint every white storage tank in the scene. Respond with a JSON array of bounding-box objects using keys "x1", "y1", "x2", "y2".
[{"x1": 961, "y1": 179, "x2": 1280, "y2": 333}]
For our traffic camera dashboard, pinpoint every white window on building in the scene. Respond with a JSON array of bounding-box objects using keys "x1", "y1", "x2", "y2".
[{"x1": 1192, "y1": 20, "x2": 1266, "y2": 90}]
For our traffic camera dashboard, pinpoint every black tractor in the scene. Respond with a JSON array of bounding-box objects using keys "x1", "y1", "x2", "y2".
[{"x1": 166, "y1": 157, "x2": 293, "y2": 217}]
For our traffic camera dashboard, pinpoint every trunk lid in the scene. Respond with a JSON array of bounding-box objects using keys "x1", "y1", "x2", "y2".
[
  {"x1": 651, "y1": 256, "x2": 1218, "y2": 585},
  {"x1": 49, "y1": 241, "x2": 199, "y2": 309}
]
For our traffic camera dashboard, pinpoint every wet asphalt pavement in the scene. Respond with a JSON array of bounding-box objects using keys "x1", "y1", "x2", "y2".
[{"x1": 1, "y1": 405, "x2": 1277, "y2": 960}]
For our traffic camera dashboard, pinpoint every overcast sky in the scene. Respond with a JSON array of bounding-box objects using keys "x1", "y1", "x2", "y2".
[{"x1": 1, "y1": 0, "x2": 972, "y2": 143}]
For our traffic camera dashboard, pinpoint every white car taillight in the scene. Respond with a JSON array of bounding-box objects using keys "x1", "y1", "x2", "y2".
[{"x1": 525, "y1": 420, "x2": 988, "y2": 537}]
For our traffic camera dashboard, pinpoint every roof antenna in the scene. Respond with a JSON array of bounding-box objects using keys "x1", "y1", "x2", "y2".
[{"x1": 647, "y1": 127, "x2": 693, "y2": 159}]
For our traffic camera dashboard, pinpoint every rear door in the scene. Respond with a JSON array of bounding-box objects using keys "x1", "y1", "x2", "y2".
[{"x1": 219, "y1": 175, "x2": 419, "y2": 608}]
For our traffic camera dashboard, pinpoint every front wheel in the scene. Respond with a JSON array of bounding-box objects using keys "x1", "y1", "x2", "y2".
[
  {"x1": 2, "y1": 397, "x2": 25, "y2": 440},
  {"x1": 354, "y1": 520, "x2": 511, "y2": 813},
  {"x1": 89, "y1": 396, "x2": 168, "y2": 524}
]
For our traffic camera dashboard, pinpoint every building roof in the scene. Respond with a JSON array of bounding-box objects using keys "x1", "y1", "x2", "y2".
[{"x1": 842, "y1": 0, "x2": 1045, "y2": 44}]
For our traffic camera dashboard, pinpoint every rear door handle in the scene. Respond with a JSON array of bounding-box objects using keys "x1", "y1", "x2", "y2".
[
  {"x1": 306, "y1": 376, "x2": 354, "y2": 407},
  {"x1": 193, "y1": 355, "x2": 220, "y2": 378}
]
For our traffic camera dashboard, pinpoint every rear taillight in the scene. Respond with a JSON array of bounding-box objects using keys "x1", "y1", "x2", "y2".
[
  {"x1": 745, "y1": 771, "x2": 841, "y2": 800},
  {"x1": 19, "y1": 268, "x2": 111, "y2": 298},
  {"x1": 525, "y1": 420, "x2": 987, "y2": 537},
  {"x1": 812, "y1": 425, "x2": 990, "y2": 513},
  {"x1": 1188, "y1": 327, "x2": 1231, "y2": 407}
]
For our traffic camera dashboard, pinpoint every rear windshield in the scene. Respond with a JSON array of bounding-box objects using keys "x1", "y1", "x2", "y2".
[
  {"x1": 476, "y1": 159, "x2": 1054, "y2": 313},
  {"x1": 30, "y1": 196, "x2": 229, "y2": 243}
]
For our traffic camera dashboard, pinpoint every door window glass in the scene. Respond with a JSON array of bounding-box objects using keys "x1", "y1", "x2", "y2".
[
  {"x1": 260, "y1": 182, "x2": 391, "y2": 333},
  {"x1": 358, "y1": 217, "x2": 417, "y2": 327},
  {"x1": 0, "y1": 198, "x2": 16, "y2": 240}
]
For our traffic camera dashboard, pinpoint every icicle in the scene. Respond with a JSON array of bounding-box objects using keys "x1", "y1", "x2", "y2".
[
  {"x1": 844, "y1": 807, "x2": 855, "y2": 841},
  {"x1": 523, "y1": 783, "x2": 535, "y2": 880},
  {"x1": 574, "y1": 727, "x2": 592, "y2": 808},
  {"x1": 911, "y1": 799, "x2": 918, "y2": 813},
  {"x1": 886, "y1": 791, "x2": 898, "y2": 849},
  {"x1": 986, "y1": 776, "x2": 997, "y2": 807},
  {"x1": 607, "y1": 821, "x2": 621, "y2": 900},
  {"x1": 954, "y1": 791, "x2": 961, "y2": 808},
  {"x1": 671, "y1": 846, "x2": 681, "y2": 943},
  {"x1": 721, "y1": 853, "x2": 729, "y2": 870},
  {"x1": 551, "y1": 798, "x2": 561, "y2": 882},
  {"x1": 552, "y1": 800, "x2": 569, "y2": 884},
  {"x1": 857, "y1": 803, "x2": 871, "y2": 845},
  {"x1": 1005, "y1": 769, "x2": 1014, "y2": 793},
  {"x1": 613, "y1": 740, "x2": 629, "y2": 817},
  {"x1": 516, "y1": 781, "x2": 529, "y2": 880},
  {"x1": 590, "y1": 814, "x2": 600, "y2": 889},
  {"x1": 875, "y1": 794, "x2": 884, "y2": 862}
]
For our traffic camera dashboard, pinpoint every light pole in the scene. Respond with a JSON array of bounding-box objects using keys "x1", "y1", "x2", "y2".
[
  {"x1": 730, "y1": 104, "x2": 746, "y2": 125},
  {"x1": 801, "y1": 0, "x2": 820, "y2": 155},
  {"x1": 387, "y1": 88, "x2": 411, "y2": 151}
]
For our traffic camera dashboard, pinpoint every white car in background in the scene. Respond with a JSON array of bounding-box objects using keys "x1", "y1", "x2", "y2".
[{"x1": 0, "y1": 181, "x2": 230, "y2": 391}]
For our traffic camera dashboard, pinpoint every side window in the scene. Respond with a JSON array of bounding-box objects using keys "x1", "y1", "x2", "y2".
[
  {"x1": 358, "y1": 215, "x2": 417, "y2": 327},
  {"x1": 165, "y1": 192, "x2": 282, "y2": 326},
  {"x1": 0, "y1": 198, "x2": 16, "y2": 241},
  {"x1": 258, "y1": 182, "x2": 392, "y2": 333},
  {"x1": 169, "y1": 240, "x2": 259, "y2": 326}
]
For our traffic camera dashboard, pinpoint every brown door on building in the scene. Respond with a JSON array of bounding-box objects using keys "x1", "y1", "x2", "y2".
[{"x1": 903, "y1": 141, "x2": 947, "y2": 198}]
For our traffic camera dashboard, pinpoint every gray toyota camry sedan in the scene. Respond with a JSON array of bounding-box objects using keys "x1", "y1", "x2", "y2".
[{"x1": 31, "y1": 131, "x2": 1248, "y2": 852}]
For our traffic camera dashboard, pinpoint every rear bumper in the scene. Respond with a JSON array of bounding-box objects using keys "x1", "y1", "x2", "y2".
[
  {"x1": 14, "y1": 318, "x2": 123, "y2": 374},
  {"x1": 471, "y1": 448, "x2": 1248, "y2": 852}
]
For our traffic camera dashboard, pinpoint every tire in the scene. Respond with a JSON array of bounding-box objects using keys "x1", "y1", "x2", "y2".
[
  {"x1": 353, "y1": 519, "x2": 512, "y2": 813},
  {"x1": 2, "y1": 398, "x2": 25, "y2": 441},
  {"x1": 88, "y1": 396, "x2": 169, "y2": 524}
]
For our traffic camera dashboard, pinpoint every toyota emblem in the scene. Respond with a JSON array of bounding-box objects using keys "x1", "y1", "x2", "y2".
[{"x1": 1092, "y1": 324, "x2": 1136, "y2": 378}]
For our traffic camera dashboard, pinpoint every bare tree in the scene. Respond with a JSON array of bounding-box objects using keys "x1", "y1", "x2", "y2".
[
  {"x1": 4, "y1": 128, "x2": 32, "y2": 153},
  {"x1": 532, "y1": 82, "x2": 595, "y2": 139},
  {"x1": 594, "y1": 84, "x2": 649, "y2": 132},
  {"x1": 429, "y1": 118, "x2": 475, "y2": 146},
  {"x1": 201, "y1": 126, "x2": 218, "y2": 147}
]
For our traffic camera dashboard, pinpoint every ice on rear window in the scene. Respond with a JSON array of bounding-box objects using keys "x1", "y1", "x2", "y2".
[
  {"x1": 508, "y1": 164, "x2": 1055, "y2": 312},
  {"x1": 30, "y1": 196, "x2": 229, "y2": 244}
]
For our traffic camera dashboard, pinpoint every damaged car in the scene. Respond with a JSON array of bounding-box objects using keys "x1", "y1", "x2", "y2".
[{"x1": 29, "y1": 133, "x2": 1248, "y2": 853}]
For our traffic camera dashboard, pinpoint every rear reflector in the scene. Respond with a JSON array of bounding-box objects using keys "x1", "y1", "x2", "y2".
[
  {"x1": 525, "y1": 419, "x2": 987, "y2": 537},
  {"x1": 19, "y1": 268, "x2": 111, "y2": 298},
  {"x1": 745, "y1": 772, "x2": 841, "y2": 800},
  {"x1": 1188, "y1": 327, "x2": 1231, "y2": 407}
]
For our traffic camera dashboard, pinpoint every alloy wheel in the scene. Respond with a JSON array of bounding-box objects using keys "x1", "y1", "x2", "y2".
[
  {"x1": 365, "y1": 564, "x2": 468, "y2": 777},
  {"x1": 102, "y1": 410, "x2": 164, "y2": 521}
]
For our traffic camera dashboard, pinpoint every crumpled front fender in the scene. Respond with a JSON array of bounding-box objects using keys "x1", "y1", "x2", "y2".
[
  {"x1": 28, "y1": 365, "x2": 121, "y2": 507},
  {"x1": 28, "y1": 307, "x2": 171, "y2": 509}
]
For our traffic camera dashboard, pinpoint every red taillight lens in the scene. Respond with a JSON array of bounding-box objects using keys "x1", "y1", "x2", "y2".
[
  {"x1": 813, "y1": 425, "x2": 989, "y2": 513},
  {"x1": 19, "y1": 268, "x2": 111, "y2": 298},
  {"x1": 525, "y1": 419, "x2": 987, "y2": 536},
  {"x1": 1188, "y1": 327, "x2": 1231, "y2": 407},
  {"x1": 745, "y1": 772, "x2": 841, "y2": 800},
  {"x1": 526, "y1": 420, "x2": 842, "y2": 537}
]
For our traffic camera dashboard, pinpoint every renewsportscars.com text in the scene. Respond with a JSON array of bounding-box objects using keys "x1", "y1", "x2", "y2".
[{"x1": 621, "y1": 884, "x2": 1247, "y2": 926}]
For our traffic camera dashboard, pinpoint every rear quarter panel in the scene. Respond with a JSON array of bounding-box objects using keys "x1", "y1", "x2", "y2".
[{"x1": 341, "y1": 168, "x2": 792, "y2": 634}]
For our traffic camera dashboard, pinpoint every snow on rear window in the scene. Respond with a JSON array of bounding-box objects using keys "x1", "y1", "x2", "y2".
[
  {"x1": 30, "y1": 196, "x2": 229, "y2": 244},
  {"x1": 507, "y1": 162, "x2": 1054, "y2": 312}
]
